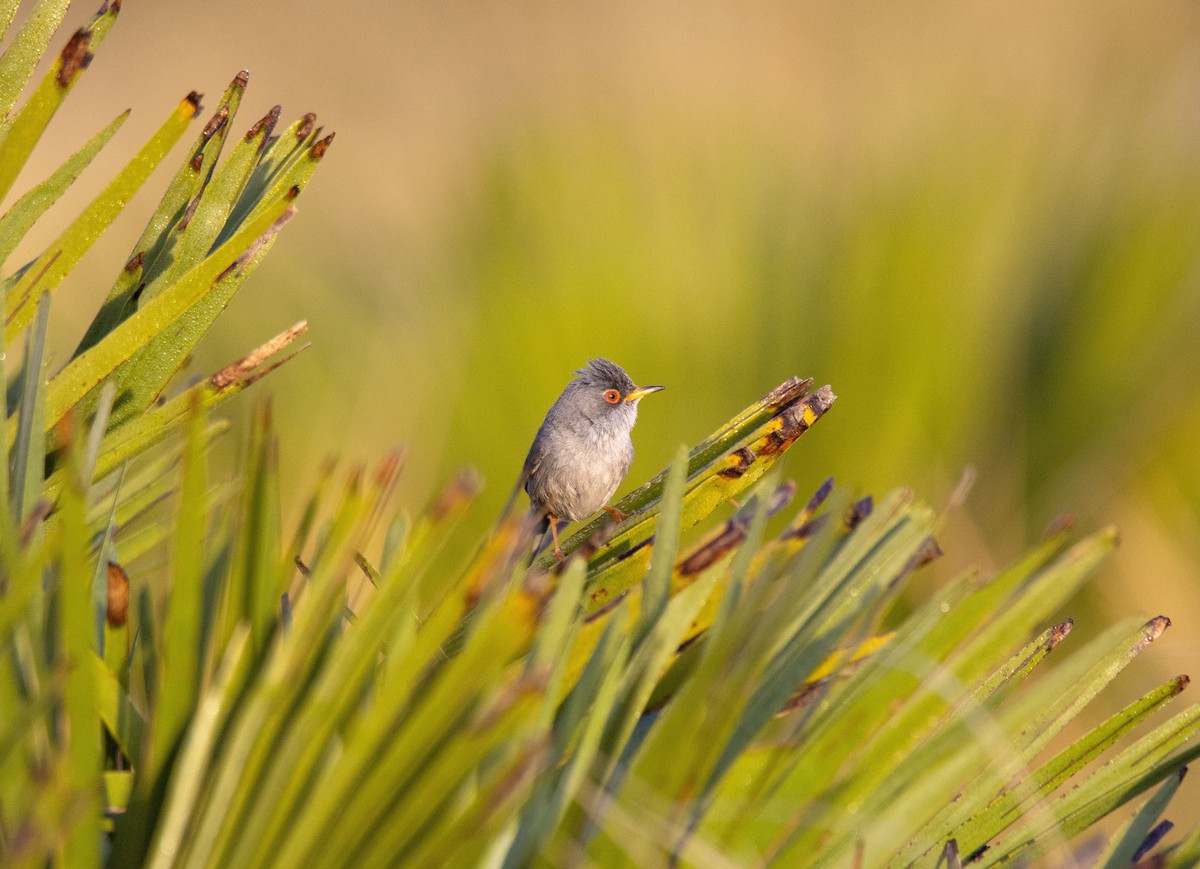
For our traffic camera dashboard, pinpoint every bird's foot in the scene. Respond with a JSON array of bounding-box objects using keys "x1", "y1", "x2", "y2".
[
  {"x1": 602, "y1": 505, "x2": 629, "y2": 524},
  {"x1": 548, "y1": 515, "x2": 565, "y2": 561}
]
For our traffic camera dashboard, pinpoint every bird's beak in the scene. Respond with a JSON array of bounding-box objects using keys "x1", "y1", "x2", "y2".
[{"x1": 624, "y1": 385, "x2": 665, "y2": 403}]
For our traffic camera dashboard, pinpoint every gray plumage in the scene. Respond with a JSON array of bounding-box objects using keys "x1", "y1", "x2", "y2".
[{"x1": 521, "y1": 359, "x2": 664, "y2": 553}]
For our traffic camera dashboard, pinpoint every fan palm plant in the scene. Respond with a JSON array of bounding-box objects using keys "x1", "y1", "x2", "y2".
[{"x1": 2, "y1": 3, "x2": 1200, "y2": 868}]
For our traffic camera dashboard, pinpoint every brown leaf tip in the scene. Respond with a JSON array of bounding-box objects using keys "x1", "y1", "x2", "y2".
[
  {"x1": 209, "y1": 322, "x2": 309, "y2": 390},
  {"x1": 430, "y1": 469, "x2": 482, "y2": 521},
  {"x1": 771, "y1": 480, "x2": 799, "y2": 511},
  {"x1": 808, "y1": 385, "x2": 837, "y2": 416},
  {"x1": 201, "y1": 104, "x2": 230, "y2": 143},
  {"x1": 907, "y1": 536, "x2": 944, "y2": 571},
  {"x1": 233, "y1": 69, "x2": 250, "y2": 88},
  {"x1": 806, "y1": 478, "x2": 835, "y2": 512},
  {"x1": 247, "y1": 105, "x2": 281, "y2": 143},
  {"x1": 106, "y1": 562, "x2": 130, "y2": 627},
  {"x1": 374, "y1": 449, "x2": 405, "y2": 489},
  {"x1": 1049, "y1": 619, "x2": 1073, "y2": 648},
  {"x1": 1132, "y1": 616, "x2": 1172, "y2": 655},
  {"x1": 107, "y1": 0, "x2": 122, "y2": 13},
  {"x1": 54, "y1": 413, "x2": 75, "y2": 451},
  {"x1": 57, "y1": 30, "x2": 93, "y2": 88},
  {"x1": 296, "y1": 113, "x2": 317, "y2": 141},
  {"x1": 764, "y1": 377, "x2": 813, "y2": 409},
  {"x1": 184, "y1": 91, "x2": 204, "y2": 118},
  {"x1": 124, "y1": 251, "x2": 145, "y2": 273},
  {"x1": 679, "y1": 486, "x2": 793, "y2": 578},
  {"x1": 845, "y1": 496, "x2": 873, "y2": 530},
  {"x1": 310, "y1": 132, "x2": 335, "y2": 159},
  {"x1": 1044, "y1": 514, "x2": 1077, "y2": 538}
]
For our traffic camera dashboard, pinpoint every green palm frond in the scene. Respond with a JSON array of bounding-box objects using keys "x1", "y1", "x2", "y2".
[{"x1": 0, "y1": 3, "x2": 1197, "y2": 868}]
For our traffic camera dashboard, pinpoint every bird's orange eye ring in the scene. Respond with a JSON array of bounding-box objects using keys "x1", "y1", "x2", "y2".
[{"x1": 603, "y1": 389, "x2": 621, "y2": 404}]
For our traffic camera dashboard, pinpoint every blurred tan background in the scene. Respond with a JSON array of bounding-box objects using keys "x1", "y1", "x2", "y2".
[{"x1": 13, "y1": 0, "x2": 1200, "y2": 838}]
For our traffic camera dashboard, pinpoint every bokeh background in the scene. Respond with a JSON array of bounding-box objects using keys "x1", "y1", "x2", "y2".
[{"x1": 12, "y1": 0, "x2": 1200, "y2": 838}]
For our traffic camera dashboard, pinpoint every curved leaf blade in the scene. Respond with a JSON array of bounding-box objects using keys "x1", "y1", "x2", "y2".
[
  {"x1": 5, "y1": 91, "x2": 201, "y2": 340},
  {"x1": 0, "y1": 110, "x2": 128, "y2": 268},
  {"x1": 0, "y1": 2, "x2": 119, "y2": 203}
]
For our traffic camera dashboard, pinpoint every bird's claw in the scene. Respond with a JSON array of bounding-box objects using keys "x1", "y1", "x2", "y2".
[{"x1": 602, "y1": 505, "x2": 629, "y2": 524}]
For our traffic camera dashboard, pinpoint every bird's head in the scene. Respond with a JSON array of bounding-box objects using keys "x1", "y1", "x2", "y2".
[{"x1": 564, "y1": 358, "x2": 665, "y2": 427}]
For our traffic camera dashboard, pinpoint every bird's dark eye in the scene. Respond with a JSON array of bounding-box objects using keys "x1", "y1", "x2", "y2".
[{"x1": 603, "y1": 389, "x2": 621, "y2": 404}]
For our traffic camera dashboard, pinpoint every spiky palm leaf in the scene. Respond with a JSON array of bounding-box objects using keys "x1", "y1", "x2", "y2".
[{"x1": 1, "y1": 4, "x2": 1198, "y2": 869}]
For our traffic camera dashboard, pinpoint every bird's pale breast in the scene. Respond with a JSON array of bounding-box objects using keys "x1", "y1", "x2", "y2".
[{"x1": 528, "y1": 421, "x2": 633, "y2": 522}]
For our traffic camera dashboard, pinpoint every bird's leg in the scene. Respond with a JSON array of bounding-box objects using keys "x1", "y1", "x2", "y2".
[
  {"x1": 549, "y1": 516, "x2": 565, "y2": 561},
  {"x1": 602, "y1": 505, "x2": 629, "y2": 524}
]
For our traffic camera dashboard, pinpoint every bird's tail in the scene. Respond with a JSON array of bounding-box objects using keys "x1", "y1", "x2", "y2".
[{"x1": 492, "y1": 465, "x2": 543, "y2": 564}]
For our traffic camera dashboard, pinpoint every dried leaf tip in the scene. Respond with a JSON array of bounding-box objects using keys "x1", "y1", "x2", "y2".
[
  {"x1": 430, "y1": 470, "x2": 482, "y2": 521},
  {"x1": 209, "y1": 322, "x2": 309, "y2": 390},
  {"x1": 906, "y1": 536, "x2": 944, "y2": 572},
  {"x1": 54, "y1": 412, "x2": 75, "y2": 452},
  {"x1": 296, "y1": 113, "x2": 317, "y2": 141},
  {"x1": 1044, "y1": 514, "x2": 1076, "y2": 538},
  {"x1": 374, "y1": 449, "x2": 405, "y2": 488},
  {"x1": 1132, "y1": 616, "x2": 1172, "y2": 655},
  {"x1": 184, "y1": 91, "x2": 204, "y2": 117},
  {"x1": 123, "y1": 251, "x2": 145, "y2": 273},
  {"x1": 1049, "y1": 619, "x2": 1073, "y2": 647},
  {"x1": 763, "y1": 376, "x2": 812, "y2": 409},
  {"x1": 106, "y1": 562, "x2": 129, "y2": 627},
  {"x1": 809, "y1": 384, "x2": 837, "y2": 414},
  {"x1": 310, "y1": 132, "x2": 335, "y2": 159},
  {"x1": 202, "y1": 105, "x2": 230, "y2": 143},
  {"x1": 805, "y1": 477, "x2": 835, "y2": 513},
  {"x1": 247, "y1": 105, "x2": 281, "y2": 143},
  {"x1": 233, "y1": 69, "x2": 250, "y2": 88},
  {"x1": 845, "y1": 496, "x2": 873, "y2": 530},
  {"x1": 57, "y1": 30, "x2": 92, "y2": 87},
  {"x1": 107, "y1": 0, "x2": 123, "y2": 13}
]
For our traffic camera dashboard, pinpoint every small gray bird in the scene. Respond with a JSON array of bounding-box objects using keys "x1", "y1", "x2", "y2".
[{"x1": 520, "y1": 358, "x2": 664, "y2": 560}]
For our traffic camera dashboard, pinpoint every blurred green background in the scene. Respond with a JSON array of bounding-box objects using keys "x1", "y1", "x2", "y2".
[{"x1": 13, "y1": 0, "x2": 1200, "y2": 819}]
